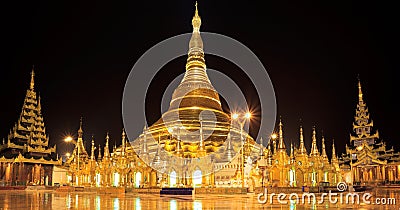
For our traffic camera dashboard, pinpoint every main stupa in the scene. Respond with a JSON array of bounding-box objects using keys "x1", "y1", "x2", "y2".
[{"x1": 131, "y1": 3, "x2": 256, "y2": 173}]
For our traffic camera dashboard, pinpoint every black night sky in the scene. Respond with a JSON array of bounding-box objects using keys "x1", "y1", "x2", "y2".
[{"x1": 0, "y1": 1, "x2": 398, "y2": 159}]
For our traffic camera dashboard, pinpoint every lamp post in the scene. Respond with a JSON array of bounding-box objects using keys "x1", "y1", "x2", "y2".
[
  {"x1": 232, "y1": 111, "x2": 251, "y2": 188},
  {"x1": 65, "y1": 136, "x2": 80, "y2": 186}
]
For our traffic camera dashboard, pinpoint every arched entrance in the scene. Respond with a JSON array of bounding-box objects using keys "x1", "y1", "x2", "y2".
[
  {"x1": 169, "y1": 171, "x2": 177, "y2": 187},
  {"x1": 192, "y1": 169, "x2": 202, "y2": 186},
  {"x1": 135, "y1": 172, "x2": 142, "y2": 188},
  {"x1": 113, "y1": 172, "x2": 120, "y2": 187}
]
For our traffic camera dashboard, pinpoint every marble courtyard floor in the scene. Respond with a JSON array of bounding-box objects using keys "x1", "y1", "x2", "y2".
[{"x1": 0, "y1": 188, "x2": 399, "y2": 209}]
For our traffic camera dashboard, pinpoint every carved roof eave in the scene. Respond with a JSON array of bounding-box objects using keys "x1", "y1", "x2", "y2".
[
  {"x1": 350, "y1": 131, "x2": 379, "y2": 141},
  {"x1": 0, "y1": 155, "x2": 61, "y2": 165},
  {"x1": 27, "y1": 144, "x2": 56, "y2": 154},
  {"x1": 352, "y1": 157, "x2": 387, "y2": 167},
  {"x1": 2, "y1": 142, "x2": 25, "y2": 150},
  {"x1": 353, "y1": 122, "x2": 373, "y2": 129}
]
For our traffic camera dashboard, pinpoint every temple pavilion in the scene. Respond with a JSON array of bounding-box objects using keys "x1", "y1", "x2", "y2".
[{"x1": 0, "y1": 69, "x2": 60, "y2": 186}]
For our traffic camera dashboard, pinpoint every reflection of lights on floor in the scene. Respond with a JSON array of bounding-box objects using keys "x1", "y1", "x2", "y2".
[
  {"x1": 113, "y1": 197, "x2": 119, "y2": 210},
  {"x1": 170, "y1": 199, "x2": 177, "y2": 210},
  {"x1": 96, "y1": 195, "x2": 101, "y2": 210},
  {"x1": 135, "y1": 197, "x2": 141, "y2": 210},
  {"x1": 290, "y1": 199, "x2": 295, "y2": 210},
  {"x1": 66, "y1": 194, "x2": 71, "y2": 209},
  {"x1": 75, "y1": 194, "x2": 79, "y2": 209},
  {"x1": 193, "y1": 200, "x2": 202, "y2": 210}
]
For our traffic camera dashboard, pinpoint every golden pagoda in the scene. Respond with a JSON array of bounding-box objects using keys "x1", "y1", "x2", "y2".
[
  {"x1": 130, "y1": 2, "x2": 257, "y2": 186},
  {"x1": 137, "y1": 3, "x2": 231, "y2": 156},
  {"x1": 0, "y1": 68, "x2": 60, "y2": 186},
  {"x1": 61, "y1": 3, "x2": 357, "y2": 190}
]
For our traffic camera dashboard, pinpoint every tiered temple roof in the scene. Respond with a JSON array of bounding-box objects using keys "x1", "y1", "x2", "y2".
[
  {"x1": 340, "y1": 78, "x2": 399, "y2": 167},
  {"x1": 0, "y1": 68, "x2": 58, "y2": 164}
]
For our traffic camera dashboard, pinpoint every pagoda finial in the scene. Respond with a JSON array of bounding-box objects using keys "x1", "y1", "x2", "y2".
[
  {"x1": 310, "y1": 126, "x2": 319, "y2": 156},
  {"x1": 185, "y1": 1, "x2": 206, "y2": 72},
  {"x1": 332, "y1": 139, "x2": 337, "y2": 158},
  {"x1": 30, "y1": 65, "x2": 35, "y2": 90},
  {"x1": 104, "y1": 132, "x2": 110, "y2": 158},
  {"x1": 91, "y1": 135, "x2": 95, "y2": 160},
  {"x1": 358, "y1": 76, "x2": 363, "y2": 102},
  {"x1": 192, "y1": 1, "x2": 201, "y2": 32},
  {"x1": 321, "y1": 136, "x2": 327, "y2": 158},
  {"x1": 78, "y1": 117, "x2": 83, "y2": 138},
  {"x1": 98, "y1": 144, "x2": 102, "y2": 160},
  {"x1": 37, "y1": 95, "x2": 42, "y2": 110},
  {"x1": 121, "y1": 128, "x2": 126, "y2": 151},
  {"x1": 290, "y1": 142, "x2": 294, "y2": 158},
  {"x1": 278, "y1": 117, "x2": 286, "y2": 150},
  {"x1": 299, "y1": 125, "x2": 307, "y2": 154}
]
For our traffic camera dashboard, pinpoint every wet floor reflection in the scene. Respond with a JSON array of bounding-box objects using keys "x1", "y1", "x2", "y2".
[{"x1": 0, "y1": 188, "x2": 400, "y2": 209}]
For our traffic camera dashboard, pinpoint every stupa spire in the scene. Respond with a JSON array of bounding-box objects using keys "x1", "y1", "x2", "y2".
[
  {"x1": 358, "y1": 76, "x2": 363, "y2": 102},
  {"x1": 310, "y1": 126, "x2": 319, "y2": 156},
  {"x1": 178, "y1": 1, "x2": 215, "y2": 93},
  {"x1": 75, "y1": 118, "x2": 88, "y2": 158},
  {"x1": 332, "y1": 139, "x2": 337, "y2": 161},
  {"x1": 298, "y1": 125, "x2": 307, "y2": 155},
  {"x1": 98, "y1": 144, "x2": 102, "y2": 160},
  {"x1": 121, "y1": 128, "x2": 126, "y2": 155},
  {"x1": 278, "y1": 118, "x2": 286, "y2": 150},
  {"x1": 321, "y1": 136, "x2": 328, "y2": 159},
  {"x1": 30, "y1": 66, "x2": 35, "y2": 90},
  {"x1": 104, "y1": 133, "x2": 110, "y2": 158},
  {"x1": 78, "y1": 117, "x2": 83, "y2": 139},
  {"x1": 290, "y1": 142, "x2": 294, "y2": 163},
  {"x1": 193, "y1": 1, "x2": 201, "y2": 32},
  {"x1": 141, "y1": 2, "x2": 240, "y2": 160},
  {"x1": 90, "y1": 135, "x2": 95, "y2": 161}
]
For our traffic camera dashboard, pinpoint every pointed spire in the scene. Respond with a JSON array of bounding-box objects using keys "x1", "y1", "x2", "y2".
[
  {"x1": 278, "y1": 118, "x2": 286, "y2": 150},
  {"x1": 193, "y1": 1, "x2": 201, "y2": 32},
  {"x1": 290, "y1": 142, "x2": 294, "y2": 158},
  {"x1": 91, "y1": 135, "x2": 95, "y2": 160},
  {"x1": 37, "y1": 95, "x2": 42, "y2": 110},
  {"x1": 98, "y1": 144, "x2": 102, "y2": 160},
  {"x1": 104, "y1": 132, "x2": 110, "y2": 158},
  {"x1": 78, "y1": 117, "x2": 83, "y2": 139},
  {"x1": 321, "y1": 136, "x2": 328, "y2": 159},
  {"x1": 30, "y1": 66, "x2": 35, "y2": 90},
  {"x1": 310, "y1": 126, "x2": 319, "y2": 156},
  {"x1": 358, "y1": 75, "x2": 363, "y2": 102},
  {"x1": 332, "y1": 139, "x2": 336, "y2": 157},
  {"x1": 298, "y1": 125, "x2": 307, "y2": 155},
  {"x1": 178, "y1": 1, "x2": 215, "y2": 92},
  {"x1": 121, "y1": 128, "x2": 126, "y2": 155},
  {"x1": 331, "y1": 139, "x2": 337, "y2": 161}
]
